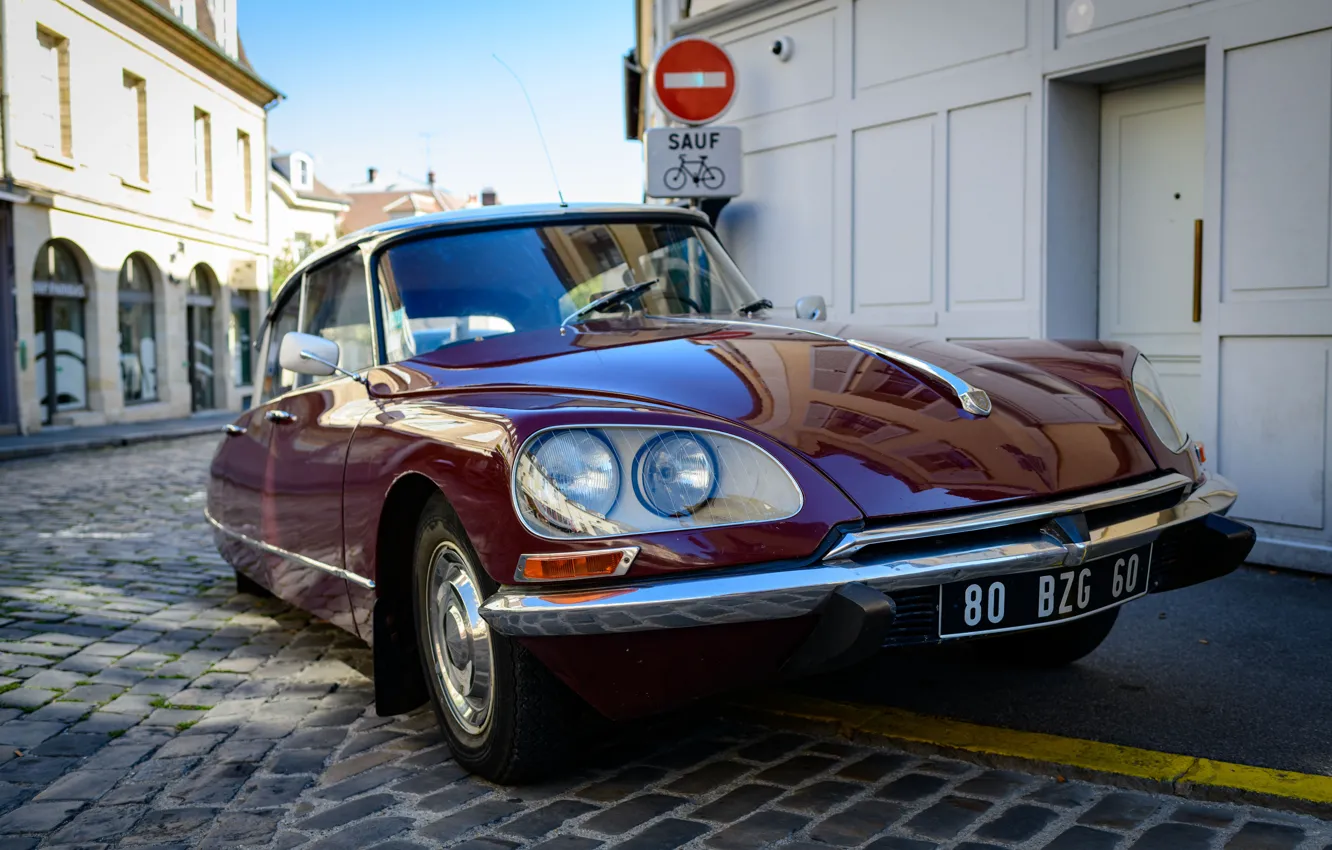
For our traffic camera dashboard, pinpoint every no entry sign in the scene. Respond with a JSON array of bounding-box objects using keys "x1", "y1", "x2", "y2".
[{"x1": 653, "y1": 37, "x2": 737, "y2": 125}]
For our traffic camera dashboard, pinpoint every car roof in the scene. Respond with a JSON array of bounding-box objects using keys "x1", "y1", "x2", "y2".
[
  {"x1": 267, "y1": 202, "x2": 712, "y2": 322},
  {"x1": 285, "y1": 202, "x2": 711, "y2": 286}
]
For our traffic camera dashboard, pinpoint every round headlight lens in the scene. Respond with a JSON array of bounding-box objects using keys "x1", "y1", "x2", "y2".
[
  {"x1": 529, "y1": 430, "x2": 619, "y2": 517},
  {"x1": 634, "y1": 431, "x2": 718, "y2": 517},
  {"x1": 1131, "y1": 355, "x2": 1188, "y2": 453}
]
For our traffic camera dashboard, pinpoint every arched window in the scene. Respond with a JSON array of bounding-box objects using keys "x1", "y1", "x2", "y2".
[
  {"x1": 33, "y1": 240, "x2": 88, "y2": 424},
  {"x1": 187, "y1": 264, "x2": 218, "y2": 411},
  {"x1": 118, "y1": 253, "x2": 158, "y2": 404}
]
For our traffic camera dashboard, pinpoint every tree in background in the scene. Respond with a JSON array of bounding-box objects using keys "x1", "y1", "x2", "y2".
[{"x1": 270, "y1": 235, "x2": 328, "y2": 294}]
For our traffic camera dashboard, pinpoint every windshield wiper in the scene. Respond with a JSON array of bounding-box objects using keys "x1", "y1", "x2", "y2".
[
  {"x1": 736, "y1": 298, "x2": 773, "y2": 317},
  {"x1": 561, "y1": 278, "x2": 660, "y2": 328}
]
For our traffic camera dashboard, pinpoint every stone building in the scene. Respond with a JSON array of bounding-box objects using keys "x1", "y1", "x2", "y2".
[{"x1": 0, "y1": 0, "x2": 280, "y2": 430}]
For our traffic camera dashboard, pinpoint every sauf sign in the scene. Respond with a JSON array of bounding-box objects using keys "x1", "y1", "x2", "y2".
[
  {"x1": 645, "y1": 37, "x2": 742, "y2": 200},
  {"x1": 646, "y1": 127, "x2": 741, "y2": 199}
]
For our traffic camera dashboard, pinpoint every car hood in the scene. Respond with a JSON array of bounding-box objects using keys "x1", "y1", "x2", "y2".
[{"x1": 385, "y1": 317, "x2": 1158, "y2": 519}]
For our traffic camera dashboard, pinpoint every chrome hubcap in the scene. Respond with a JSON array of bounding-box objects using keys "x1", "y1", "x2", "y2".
[{"x1": 426, "y1": 542, "x2": 492, "y2": 736}]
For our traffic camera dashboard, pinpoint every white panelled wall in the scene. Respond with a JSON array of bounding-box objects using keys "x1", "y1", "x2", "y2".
[{"x1": 650, "y1": 0, "x2": 1332, "y2": 571}]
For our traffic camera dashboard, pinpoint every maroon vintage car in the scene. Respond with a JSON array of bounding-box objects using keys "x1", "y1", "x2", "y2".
[{"x1": 208, "y1": 203, "x2": 1253, "y2": 782}]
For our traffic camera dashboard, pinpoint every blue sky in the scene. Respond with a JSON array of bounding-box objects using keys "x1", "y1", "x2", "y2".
[{"x1": 239, "y1": 0, "x2": 643, "y2": 203}]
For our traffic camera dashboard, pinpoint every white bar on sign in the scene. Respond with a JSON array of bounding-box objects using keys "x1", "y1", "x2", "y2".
[{"x1": 662, "y1": 71, "x2": 727, "y2": 89}]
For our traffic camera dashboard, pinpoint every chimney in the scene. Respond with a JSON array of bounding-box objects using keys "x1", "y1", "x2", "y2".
[
  {"x1": 427, "y1": 170, "x2": 436, "y2": 186},
  {"x1": 481, "y1": 187, "x2": 498, "y2": 207},
  {"x1": 367, "y1": 167, "x2": 378, "y2": 184}
]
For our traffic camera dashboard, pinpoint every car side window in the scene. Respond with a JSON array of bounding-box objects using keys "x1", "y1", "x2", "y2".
[
  {"x1": 260, "y1": 286, "x2": 300, "y2": 403},
  {"x1": 298, "y1": 251, "x2": 373, "y2": 387}
]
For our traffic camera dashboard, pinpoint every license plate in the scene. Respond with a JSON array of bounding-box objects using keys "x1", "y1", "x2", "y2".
[{"x1": 938, "y1": 543, "x2": 1153, "y2": 638}]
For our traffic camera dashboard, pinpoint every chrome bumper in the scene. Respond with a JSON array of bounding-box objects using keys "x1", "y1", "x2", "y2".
[{"x1": 480, "y1": 473, "x2": 1237, "y2": 638}]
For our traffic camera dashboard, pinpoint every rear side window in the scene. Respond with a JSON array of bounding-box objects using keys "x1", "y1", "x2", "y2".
[
  {"x1": 299, "y1": 252, "x2": 372, "y2": 387},
  {"x1": 260, "y1": 287, "x2": 299, "y2": 402}
]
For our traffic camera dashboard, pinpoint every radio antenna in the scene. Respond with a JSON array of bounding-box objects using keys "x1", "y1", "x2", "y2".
[{"x1": 493, "y1": 53, "x2": 567, "y2": 207}]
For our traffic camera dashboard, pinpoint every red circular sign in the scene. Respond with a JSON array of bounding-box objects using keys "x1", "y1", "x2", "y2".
[{"x1": 652, "y1": 37, "x2": 737, "y2": 125}]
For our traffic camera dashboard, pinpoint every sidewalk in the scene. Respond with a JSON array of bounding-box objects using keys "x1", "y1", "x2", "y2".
[{"x1": 0, "y1": 410, "x2": 236, "y2": 462}]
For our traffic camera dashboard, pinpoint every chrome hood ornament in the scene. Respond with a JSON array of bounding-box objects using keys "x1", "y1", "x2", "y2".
[
  {"x1": 643, "y1": 315, "x2": 994, "y2": 417},
  {"x1": 845, "y1": 339, "x2": 992, "y2": 417}
]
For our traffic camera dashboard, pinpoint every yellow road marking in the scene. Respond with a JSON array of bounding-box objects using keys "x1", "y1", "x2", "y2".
[{"x1": 730, "y1": 691, "x2": 1332, "y2": 807}]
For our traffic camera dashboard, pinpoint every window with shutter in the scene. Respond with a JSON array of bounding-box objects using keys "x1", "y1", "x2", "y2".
[
  {"x1": 35, "y1": 27, "x2": 65, "y2": 156},
  {"x1": 193, "y1": 108, "x2": 212, "y2": 201},
  {"x1": 121, "y1": 72, "x2": 148, "y2": 183},
  {"x1": 236, "y1": 131, "x2": 252, "y2": 214}
]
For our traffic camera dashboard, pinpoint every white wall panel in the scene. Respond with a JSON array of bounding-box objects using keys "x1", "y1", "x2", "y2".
[
  {"x1": 947, "y1": 97, "x2": 1028, "y2": 306},
  {"x1": 1219, "y1": 337, "x2": 1329, "y2": 531},
  {"x1": 719, "y1": 138, "x2": 835, "y2": 312},
  {"x1": 1221, "y1": 30, "x2": 1332, "y2": 296},
  {"x1": 722, "y1": 11, "x2": 836, "y2": 122},
  {"x1": 1057, "y1": 0, "x2": 1209, "y2": 39},
  {"x1": 852, "y1": 116, "x2": 934, "y2": 309},
  {"x1": 855, "y1": 0, "x2": 1026, "y2": 90}
]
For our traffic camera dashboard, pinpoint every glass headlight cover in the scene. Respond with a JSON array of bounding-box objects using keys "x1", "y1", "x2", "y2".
[
  {"x1": 522, "y1": 430, "x2": 620, "y2": 532},
  {"x1": 514, "y1": 426, "x2": 803, "y2": 539},
  {"x1": 1131, "y1": 355, "x2": 1188, "y2": 453},
  {"x1": 635, "y1": 431, "x2": 717, "y2": 517}
]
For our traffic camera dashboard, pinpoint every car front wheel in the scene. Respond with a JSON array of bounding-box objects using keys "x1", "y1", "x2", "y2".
[
  {"x1": 971, "y1": 607, "x2": 1120, "y2": 667},
  {"x1": 411, "y1": 493, "x2": 582, "y2": 783}
]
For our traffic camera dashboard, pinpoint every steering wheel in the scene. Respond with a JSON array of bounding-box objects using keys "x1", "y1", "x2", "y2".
[
  {"x1": 673, "y1": 293, "x2": 706, "y2": 314},
  {"x1": 648, "y1": 257, "x2": 708, "y2": 315}
]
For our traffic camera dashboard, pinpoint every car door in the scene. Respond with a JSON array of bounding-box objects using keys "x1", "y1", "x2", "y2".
[
  {"x1": 260, "y1": 250, "x2": 375, "y2": 634},
  {"x1": 209, "y1": 284, "x2": 300, "y2": 588}
]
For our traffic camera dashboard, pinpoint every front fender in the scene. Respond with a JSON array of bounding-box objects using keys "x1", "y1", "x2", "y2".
[
  {"x1": 961, "y1": 339, "x2": 1198, "y2": 482},
  {"x1": 342, "y1": 390, "x2": 865, "y2": 590}
]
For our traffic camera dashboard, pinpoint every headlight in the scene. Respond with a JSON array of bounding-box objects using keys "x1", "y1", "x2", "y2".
[
  {"x1": 1131, "y1": 355, "x2": 1188, "y2": 453},
  {"x1": 514, "y1": 426, "x2": 803, "y2": 538},
  {"x1": 525, "y1": 430, "x2": 620, "y2": 529},
  {"x1": 634, "y1": 431, "x2": 717, "y2": 517}
]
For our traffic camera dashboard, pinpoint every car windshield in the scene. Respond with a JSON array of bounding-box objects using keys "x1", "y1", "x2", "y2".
[{"x1": 375, "y1": 219, "x2": 761, "y2": 361}]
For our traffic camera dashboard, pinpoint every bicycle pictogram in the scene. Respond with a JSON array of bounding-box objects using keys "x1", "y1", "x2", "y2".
[{"x1": 663, "y1": 155, "x2": 725, "y2": 192}]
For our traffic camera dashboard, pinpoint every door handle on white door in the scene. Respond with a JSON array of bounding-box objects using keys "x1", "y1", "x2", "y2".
[
  {"x1": 1192, "y1": 219, "x2": 1203, "y2": 323},
  {"x1": 265, "y1": 410, "x2": 297, "y2": 424}
]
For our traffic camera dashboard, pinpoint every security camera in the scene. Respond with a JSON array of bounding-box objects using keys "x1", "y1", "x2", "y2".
[{"x1": 771, "y1": 36, "x2": 793, "y2": 61}]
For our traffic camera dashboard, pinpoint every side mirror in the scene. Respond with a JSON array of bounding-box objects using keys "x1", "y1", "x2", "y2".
[
  {"x1": 279, "y1": 331, "x2": 340, "y2": 377},
  {"x1": 795, "y1": 295, "x2": 827, "y2": 321}
]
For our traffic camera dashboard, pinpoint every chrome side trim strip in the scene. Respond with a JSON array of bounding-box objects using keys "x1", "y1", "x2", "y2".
[
  {"x1": 479, "y1": 474, "x2": 1235, "y2": 637},
  {"x1": 204, "y1": 509, "x2": 376, "y2": 590},
  {"x1": 846, "y1": 338, "x2": 992, "y2": 416},
  {"x1": 824, "y1": 473, "x2": 1192, "y2": 560}
]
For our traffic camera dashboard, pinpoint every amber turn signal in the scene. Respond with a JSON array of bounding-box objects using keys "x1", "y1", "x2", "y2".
[
  {"x1": 1194, "y1": 441, "x2": 1207, "y2": 464},
  {"x1": 517, "y1": 547, "x2": 638, "y2": 582}
]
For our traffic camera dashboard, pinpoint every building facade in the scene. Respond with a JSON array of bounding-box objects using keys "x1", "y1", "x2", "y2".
[
  {"x1": 0, "y1": 0, "x2": 280, "y2": 432},
  {"x1": 632, "y1": 0, "x2": 1332, "y2": 572},
  {"x1": 269, "y1": 151, "x2": 350, "y2": 291}
]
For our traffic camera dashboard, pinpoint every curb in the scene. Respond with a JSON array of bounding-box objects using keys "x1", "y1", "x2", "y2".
[
  {"x1": 0, "y1": 423, "x2": 225, "y2": 462},
  {"x1": 726, "y1": 691, "x2": 1332, "y2": 818}
]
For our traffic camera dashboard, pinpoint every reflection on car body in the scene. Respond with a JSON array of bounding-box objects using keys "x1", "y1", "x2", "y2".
[{"x1": 207, "y1": 203, "x2": 1254, "y2": 782}]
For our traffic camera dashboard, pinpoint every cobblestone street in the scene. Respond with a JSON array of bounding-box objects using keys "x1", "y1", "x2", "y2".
[{"x1": 0, "y1": 436, "x2": 1326, "y2": 849}]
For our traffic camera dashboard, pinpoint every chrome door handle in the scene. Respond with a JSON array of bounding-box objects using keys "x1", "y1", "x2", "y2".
[
  {"x1": 223, "y1": 424, "x2": 246, "y2": 436},
  {"x1": 265, "y1": 410, "x2": 297, "y2": 424}
]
